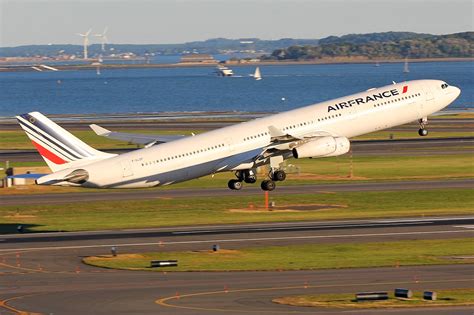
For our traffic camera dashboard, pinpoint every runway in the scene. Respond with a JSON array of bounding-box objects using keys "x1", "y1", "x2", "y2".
[
  {"x1": 2, "y1": 178, "x2": 473, "y2": 206},
  {"x1": 1, "y1": 116, "x2": 473, "y2": 314},
  {"x1": 0, "y1": 216, "x2": 473, "y2": 314}
]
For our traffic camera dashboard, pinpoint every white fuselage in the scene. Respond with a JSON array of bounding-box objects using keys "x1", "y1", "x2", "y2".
[{"x1": 40, "y1": 79, "x2": 460, "y2": 188}]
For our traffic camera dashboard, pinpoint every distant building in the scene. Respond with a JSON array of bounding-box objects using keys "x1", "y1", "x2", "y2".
[{"x1": 180, "y1": 54, "x2": 217, "y2": 64}]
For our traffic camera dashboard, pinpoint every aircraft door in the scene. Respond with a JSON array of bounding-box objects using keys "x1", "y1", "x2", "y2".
[
  {"x1": 421, "y1": 85, "x2": 435, "y2": 115},
  {"x1": 121, "y1": 160, "x2": 134, "y2": 177},
  {"x1": 225, "y1": 137, "x2": 235, "y2": 152}
]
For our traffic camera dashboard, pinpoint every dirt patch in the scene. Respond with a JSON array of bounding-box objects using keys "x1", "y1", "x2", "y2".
[
  {"x1": 88, "y1": 253, "x2": 145, "y2": 260},
  {"x1": 229, "y1": 203, "x2": 347, "y2": 213},
  {"x1": 4, "y1": 214, "x2": 37, "y2": 219},
  {"x1": 192, "y1": 249, "x2": 241, "y2": 255},
  {"x1": 442, "y1": 256, "x2": 474, "y2": 261},
  {"x1": 0, "y1": 185, "x2": 83, "y2": 195}
]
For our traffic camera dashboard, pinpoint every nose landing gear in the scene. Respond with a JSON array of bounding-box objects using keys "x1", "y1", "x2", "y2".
[
  {"x1": 418, "y1": 128, "x2": 428, "y2": 136},
  {"x1": 418, "y1": 117, "x2": 429, "y2": 137}
]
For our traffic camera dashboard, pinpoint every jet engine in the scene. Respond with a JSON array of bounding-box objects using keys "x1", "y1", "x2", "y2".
[{"x1": 292, "y1": 136, "x2": 350, "y2": 158}]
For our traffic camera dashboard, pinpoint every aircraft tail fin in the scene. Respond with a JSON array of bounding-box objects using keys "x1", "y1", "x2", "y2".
[{"x1": 16, "y1": 112, "x2": 114, "y2": 172}]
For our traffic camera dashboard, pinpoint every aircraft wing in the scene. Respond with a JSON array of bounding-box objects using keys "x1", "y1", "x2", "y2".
[
  {"x1": 251, "y1": 125, "x2": 340, "y2": 163},
  {"x1": 265, "y1": 125, "x2": 333, "y2": 150},
  {"x1": 90, "y1": 124, "x2": 186, "y2": 146}
]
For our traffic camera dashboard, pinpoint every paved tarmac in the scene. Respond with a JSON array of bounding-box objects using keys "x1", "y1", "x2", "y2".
[
  {"x1": 1, "y1": 178, "x2": 473, "y2": 206},
  {"x1": 0, "y1": 216, "x2": 473, "y2": 314}
]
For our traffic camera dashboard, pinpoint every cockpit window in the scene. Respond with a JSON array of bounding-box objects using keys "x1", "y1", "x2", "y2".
[{"x1": 441, "y1": 83, "x2": 449, "y2": 89}]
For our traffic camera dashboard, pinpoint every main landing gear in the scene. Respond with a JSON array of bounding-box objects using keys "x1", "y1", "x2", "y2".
[
  {"x1": 227, "y1": 169, "x2": 287, "y2": 191},
  {"x1": 418, "y1": 117, "x2": 429, "y2": 136},
  {"x1": 260, "y1": 170, "x2": 287, "y2": 191},
  {"x1": 227, "y1": 170, "x2": 256, "y2": 190}
]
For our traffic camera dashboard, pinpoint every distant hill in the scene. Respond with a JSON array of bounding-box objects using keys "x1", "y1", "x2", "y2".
[
  {"x1": 318, "y1": 31, "x2": 433, "y2": 45},
  {"x1": 0, "y1": 38, "x2": 320, "y2": 58},
  {"x1": 2, "y1": 32, "x2": 472, "y2": 60},
  {"x1": 265, "y1": 32, "x2": 474, "y2": 60}
]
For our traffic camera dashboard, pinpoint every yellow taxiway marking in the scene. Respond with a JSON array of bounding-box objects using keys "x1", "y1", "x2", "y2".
[
  {"x1": 155, "y1": 278, "x2": 474, "y2": 313},
  {"x1": 0, "y1": 294, "x2": 43, "y2": 315}
]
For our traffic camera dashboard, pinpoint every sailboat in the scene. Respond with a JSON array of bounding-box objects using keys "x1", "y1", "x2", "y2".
[
  {"x1": 403, "y1": 57, "x2": 410, "y2": 73},
  {"x1": 253, "y1": 67, "x2": 262, "y2": 80}
]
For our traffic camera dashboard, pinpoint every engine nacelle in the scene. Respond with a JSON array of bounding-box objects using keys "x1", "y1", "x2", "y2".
[{"x1": 292, "y1": 136, "x2": 350, "y2": 158}]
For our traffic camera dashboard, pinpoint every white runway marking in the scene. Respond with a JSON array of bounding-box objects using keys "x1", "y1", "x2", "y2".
[
  {"x1": 0, "y1": 229, "x2": 471, "y2": 252},
  {"x1": 172, "y1": 222, "x2": 425, "y2": 235},
  {"x1": 453, "y1": 225, "x2": 474, "y2": 229}
]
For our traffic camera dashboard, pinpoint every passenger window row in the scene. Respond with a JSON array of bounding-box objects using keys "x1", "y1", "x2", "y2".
[
  {"x1": 318, "y1": 113, "x2": 342, "y2": 122},
  {"x1": 243, "y1": 119, "x2": 318, "y2": 142},
  {"x1": 283, "y1": 120, "x2": 314, "y2": 131},
  {"x1": 141, "y1": 143, "x2": 225, "y2": 166},
  {"x1": 373, "y1": 93, "x2": 421, "y2": 108},
  {"x1": 244, "y1": 132, "x2": 269, "y2": 141}
]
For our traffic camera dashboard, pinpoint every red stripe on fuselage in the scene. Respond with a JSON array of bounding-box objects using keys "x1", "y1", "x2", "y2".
[
  {"x1": 31, "y1": 140, "x2": 66, "y2": 164},
  {"x1": 402, "y1": 86, "x2": 408, "y2": 93}
]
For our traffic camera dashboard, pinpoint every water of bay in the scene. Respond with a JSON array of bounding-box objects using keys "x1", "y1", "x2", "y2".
[{"x1": 0, "y1": 61, "x2": 472, "y2": 117}]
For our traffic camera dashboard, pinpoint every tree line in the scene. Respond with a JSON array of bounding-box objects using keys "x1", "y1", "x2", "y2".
[{"x1": 264, "y1": 32, "x2": 473, "y2": 60}]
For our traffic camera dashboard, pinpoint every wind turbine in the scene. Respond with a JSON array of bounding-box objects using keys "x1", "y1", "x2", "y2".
[
  {"x1": 77, "y1": 29, "x2": 92, "y2": 59},
  {"x1": 95, "y1": 27, "x2": 108, "y2": 52}
]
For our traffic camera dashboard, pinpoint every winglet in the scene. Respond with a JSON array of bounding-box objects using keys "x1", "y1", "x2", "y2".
[
  {"x1": 268, "y1": 125, "x2": 285, "y2": 137},
  {"x1": 90, "y1": 124, "x2": 111, "y2": 136}
]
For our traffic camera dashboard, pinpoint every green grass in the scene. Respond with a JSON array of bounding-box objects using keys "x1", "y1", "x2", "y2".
[
  {"x1": 83, "y1": 238, "x2": 474, "y2": 271},
  {"x1": 273, "y1": 289, "x2": 474, "y2": 309},
  {"x1": 0, "y1": 129, "x2": 200, "y2": 150},
  {"x1": 158, "y1": 154, "x2": 473, "y2": 190},
  {"x1": 352, "y1": 130, "x2": 473, "y2": 140},
  {"x1": 1, "y1": 189, "x2": 472, "y2": 233},
  {"x1": 3, "y1": 153, "x2": 471, "y2": 198},
  {"x1": 3, "y1": 153, "x2": 472, "y2": 195}
]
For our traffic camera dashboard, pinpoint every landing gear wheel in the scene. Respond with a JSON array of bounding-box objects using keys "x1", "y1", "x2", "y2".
[
  {"x1": 228, "y1": 179, "x2": 243, "y2": 190},
  {"x1": 261, "y1": 180, "x2": 276, "y2": 191},
  {"x1": 244, "y1": 175, "x2": 257, "y2": 184},
  {"x1": 272, "y1": 170, "x2": 286, "y2": 181},
  {"x1": 418, "y1": 128, "x2": 428, "y2": 136}
]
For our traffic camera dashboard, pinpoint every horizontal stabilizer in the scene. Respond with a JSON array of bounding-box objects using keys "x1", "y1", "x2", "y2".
[{"x1": 90, "y1": 124, "x2": 186, "y2": 145}]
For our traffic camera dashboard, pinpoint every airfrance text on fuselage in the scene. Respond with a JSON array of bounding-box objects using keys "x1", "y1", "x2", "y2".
[{"x1": 328, "y1": 89, "x2": 400, "y2": 112}]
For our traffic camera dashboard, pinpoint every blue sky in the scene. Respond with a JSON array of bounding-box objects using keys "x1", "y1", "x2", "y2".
[{"x1": 0, "y1": 0, "x2": 472, "y2": 47}]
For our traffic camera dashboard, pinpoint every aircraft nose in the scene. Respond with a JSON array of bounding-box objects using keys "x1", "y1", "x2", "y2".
[{"x1": 452, "y1": 86, "x2": 461, "y2": 99}]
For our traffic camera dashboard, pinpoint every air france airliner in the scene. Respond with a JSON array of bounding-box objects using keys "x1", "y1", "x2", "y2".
[{"x1": 15, "y1": 79, "x2": 460, "y2": 191}]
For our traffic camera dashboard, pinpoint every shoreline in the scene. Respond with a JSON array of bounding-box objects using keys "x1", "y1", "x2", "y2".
[{"x1": 0, "y1": 57, "x2": 472, "y2": 72}]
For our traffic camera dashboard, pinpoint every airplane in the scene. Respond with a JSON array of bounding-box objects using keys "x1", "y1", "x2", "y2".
[{"x1": 14, "y1": 79, "x2": 460, "y2": 191}]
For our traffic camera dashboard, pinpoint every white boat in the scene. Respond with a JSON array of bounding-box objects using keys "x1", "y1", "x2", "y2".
[
  {"x1": 403, "y1": 57, "x2": 410, "y2": 73},
  {"x1": 253, "y1": 67, "x2": 262, "y2": 80},
  {"x1": 215, "y1": 65, "x2": 233, "y2": 77}
]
